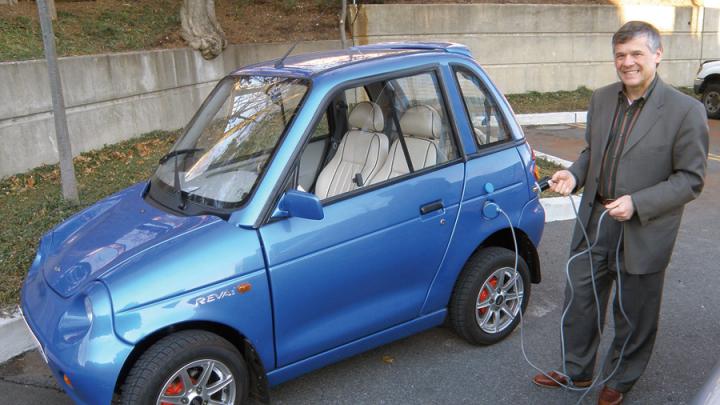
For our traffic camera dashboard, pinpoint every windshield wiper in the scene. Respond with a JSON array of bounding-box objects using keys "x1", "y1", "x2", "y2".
[
  {"x1": 173, "y1": 153, "x2": 187, "y2": 210},
  {"x1": 160, "y1": 148, "x2": 203, "y2": 210},
  {"x1": 159, "y1": 148, "x2": 204, "y2": 165}
]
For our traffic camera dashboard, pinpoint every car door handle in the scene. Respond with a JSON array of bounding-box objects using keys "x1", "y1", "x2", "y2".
[{"x1": 420, "y1": 200, "x2": 444, "y2": 215}]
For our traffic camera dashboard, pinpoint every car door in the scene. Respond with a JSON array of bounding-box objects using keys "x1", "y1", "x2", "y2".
[
  {"x1": 452, "y1": 64, "x2": 528, "y2": 209},
  {"x1": 258, "y1": 70, "x2": 465, "y2": 367}
]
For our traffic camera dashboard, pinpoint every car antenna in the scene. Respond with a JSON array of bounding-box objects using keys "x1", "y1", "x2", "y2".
[{"x1": 275, "y1": 42, "x2": 299, "y2": 68}]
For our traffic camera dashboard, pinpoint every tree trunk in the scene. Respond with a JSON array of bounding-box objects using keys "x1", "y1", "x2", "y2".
[
  {"x1": 48, "y1": 0, "x2": 57, "y2": 20},
  {"x1": 180, "y1": 0, "x2": 227, "y2": 60},
  {"x1": 340, "y1": 0, "x2": 347, "y2": 48}
]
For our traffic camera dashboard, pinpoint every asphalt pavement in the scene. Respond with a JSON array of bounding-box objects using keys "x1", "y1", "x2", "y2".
[{"x1": 2, "y1": 122, "x2": 718, "y2": 404}]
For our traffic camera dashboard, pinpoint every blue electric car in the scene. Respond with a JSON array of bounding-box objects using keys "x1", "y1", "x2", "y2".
[{"x1": 21, "y1": 42, "x2": 545, "y2": 405}]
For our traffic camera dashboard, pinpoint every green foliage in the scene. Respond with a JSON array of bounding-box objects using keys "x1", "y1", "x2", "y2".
[
  {"x1": 0, "y1": 16, "x2": 44, "y2": 61},
  {"x1": 506, "y1": 85, "x2": 699, "y2": 114},
  {"x1": 314, "y1": 0, "x2": 341, "y2": 10},
  {"x1": 0, "y1": 130, "x2": 180, "y2": 308},
  {"x1": 506, "y1": 86, "x2": 594, "y2": 114},
  {"x1": 281, "y1": 0, "x2": 299, "y2": 12},
  {"x1": 0, "y1": 1, "x2": 180, "y2": 61},
  {"x1": 536, "y1": 157, "x2": 565, "y2": 198}
]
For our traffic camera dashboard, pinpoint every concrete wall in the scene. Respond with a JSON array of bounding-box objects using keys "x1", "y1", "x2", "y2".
[
  {"x1": 350, "y1": 4, "x2": 719, "y2": 94},
  {"x1": 4, "y1": 3, "x2": 720, "y2": 178},
  {"x1": 0, "y1": 41, "x2": 341, "y2": 177}
]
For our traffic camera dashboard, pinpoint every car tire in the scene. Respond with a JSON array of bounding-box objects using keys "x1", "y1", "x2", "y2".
[
  {"x1": 449, "y1": 247, "x2": 530, "y2": 345},
  {"x1": 119, "y1": 330, "x2": 249, "y2": 405},
  {"x1": 703, "y1": 83, "x2": 720, "y2": 119}
]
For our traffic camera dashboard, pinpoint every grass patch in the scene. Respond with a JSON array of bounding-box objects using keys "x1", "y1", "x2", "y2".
[
  {"x1": 0, "y1": 0, "x2": 180, "y2": 61},
  {"x1": 536, "y1": 157, "x2": 566, "y2": 198},
  {"x1": 506, "y1": 87, "x2": 593, "y2": 114},
  {"x1": 0, "y1": 0, "x2": 341, "y2": 62},
  {"x1": 0, "y1": 130, "x2": 179, "y2": 308},
  {"x1": 506, "y1": 85, "x2": 700, "y2": 114}
]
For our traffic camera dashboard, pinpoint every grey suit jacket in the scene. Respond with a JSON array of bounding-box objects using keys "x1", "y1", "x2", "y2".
[{"x1": 568, "y1": 77, "x2": 709, "y2": 275}]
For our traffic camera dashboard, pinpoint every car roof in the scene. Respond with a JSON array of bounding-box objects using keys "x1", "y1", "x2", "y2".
[{"x1": 231, "y1": 42, "x2": 473, "y2": 78}]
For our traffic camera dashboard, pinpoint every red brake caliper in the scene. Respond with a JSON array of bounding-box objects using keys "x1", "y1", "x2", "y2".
[
  {"x1": 478, "y1": 277, "x2": 498, "y2": 315},
  {"x1": 161, "y1": 378, "x2": 184, "y2": 405},
  {"x1": 161, "y1": 375, "x2": 197, "y2": 405}
]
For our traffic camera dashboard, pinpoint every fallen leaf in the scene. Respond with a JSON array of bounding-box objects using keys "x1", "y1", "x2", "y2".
[
  {"x1": 382, "y1": 355, "x2": 394, "y2": 364},
  {"x1": 135, "y1": 143, "x2": 150, "y2": 157}
]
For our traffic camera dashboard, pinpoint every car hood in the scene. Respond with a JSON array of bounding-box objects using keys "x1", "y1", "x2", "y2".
[{"x1": 43, "y1": 183, "x2": 221, "y2": 298}]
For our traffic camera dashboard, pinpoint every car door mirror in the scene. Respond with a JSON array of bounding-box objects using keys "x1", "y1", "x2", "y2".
[{"x1": 272, "y1": 190, "x2": 324, "y2": 220}]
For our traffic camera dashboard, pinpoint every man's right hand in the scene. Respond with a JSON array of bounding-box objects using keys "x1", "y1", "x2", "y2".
[{"x1": 549, "y1": 170, "x2": 577, "y2": 196}]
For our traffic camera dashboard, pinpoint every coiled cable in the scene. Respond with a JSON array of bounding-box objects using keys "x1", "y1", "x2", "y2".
[{"x1": 487, "y1": 193, "x2": 635, "y2": 404}]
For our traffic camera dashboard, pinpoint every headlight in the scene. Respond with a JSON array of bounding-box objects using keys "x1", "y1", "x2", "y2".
[{"x1": 57, "y1": 294, "x2": 93, "y2": 343}]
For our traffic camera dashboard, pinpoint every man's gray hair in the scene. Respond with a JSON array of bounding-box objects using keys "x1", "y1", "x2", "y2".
[{"x1": 612, "y1": 21, "x2": 662, "y2": 52}]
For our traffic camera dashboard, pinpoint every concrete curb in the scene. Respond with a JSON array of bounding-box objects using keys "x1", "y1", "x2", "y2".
[
  {"x1": 0, "y1": 310, "x2": 37, "y2": 364},
  {"x1": 534, "y1": 151, "x2": 573, "y2": 168},
  {"x1": 0, "y1": 114, "x2": 585, "y2": 365},
  {"x1": 533, "y1": 146, "x2": 582, "y2": 223},
  {"x1": 516, "y1": 111, "x2": 587, "y2": 126},
  {"x1": 541, "y1": 195, "x2": 581, "y2": 222}
]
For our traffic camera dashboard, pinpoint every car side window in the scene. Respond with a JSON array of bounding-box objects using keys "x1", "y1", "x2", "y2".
[
  {"x1": 454, "y1": 68, "x2": 510, "y2": 148},
  {"x1": 295, "y1": 70, "x2": 459, "y2": 201},
  {"x1": 345, "y1": 87, "x2": 370, "y2": 113},
  {"x1": 296, "y1": 109, "x2": 331, "y2": 193},
  {"x1": 309, "y1": 113, "x2": 329, "y2": 141},
  {"x1": 388, "y1": 72, "x2": 459, "y2": 163}
]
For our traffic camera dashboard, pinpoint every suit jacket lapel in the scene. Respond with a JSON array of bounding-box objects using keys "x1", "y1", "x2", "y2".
[
  {"x1": 621, "y1": 77, "x2": 666, "y2": 157},
  {"x1": 598, "y1": 82, "x2": 624, "y2": 155}
]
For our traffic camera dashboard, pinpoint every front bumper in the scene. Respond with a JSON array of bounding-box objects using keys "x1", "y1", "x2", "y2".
[{"x1": 21, "y1": 270, "x2": 133, "y2": 405}]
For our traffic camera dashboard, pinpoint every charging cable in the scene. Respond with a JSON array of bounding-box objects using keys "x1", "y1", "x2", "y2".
[{"x1": 482, "y1": 183, "x2": 635, "y2": 404}]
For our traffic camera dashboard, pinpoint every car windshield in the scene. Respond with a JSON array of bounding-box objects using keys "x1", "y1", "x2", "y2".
[{"x1": 151, "y1": 75, "x2": 308, "y2": 210}]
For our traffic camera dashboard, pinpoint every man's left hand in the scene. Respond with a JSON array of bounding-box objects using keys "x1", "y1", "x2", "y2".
[{"x1": 605, "y1": 195, "x2": 634, "y2": 221}]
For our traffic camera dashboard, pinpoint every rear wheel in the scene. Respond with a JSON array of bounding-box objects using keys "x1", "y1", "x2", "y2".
[
  {"x1": 450, "y1": 247, "x2": 530, "y2": 345},
  {"x1": 703, "y1": 83, "x2": 720, "y2": 119},
  {"x1": 119, "y1": 330, "x2": 249, "y2": 405}
]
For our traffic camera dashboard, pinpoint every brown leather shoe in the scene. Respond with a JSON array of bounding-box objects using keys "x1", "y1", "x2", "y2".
[
  {"x1": 598, "y1": 386, "x2": 624, "y2": 405},
  {"x1": 532, "y1": 371, "x2": 592, "y2": 389}
]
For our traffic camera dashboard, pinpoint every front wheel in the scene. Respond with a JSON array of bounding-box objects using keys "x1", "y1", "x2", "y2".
[
  {"x1": 119, "y1": 330, "x2": 249, "y2": 405},
  {"x1": 703, "y1": 83, "x2": 720, "y2": 119},
  {"x1": 449, "y1": 247, "x2": 530, "y2": 345}
]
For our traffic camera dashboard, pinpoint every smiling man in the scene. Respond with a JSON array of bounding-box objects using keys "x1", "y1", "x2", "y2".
[{"x1": 532, "y1": 21, "x2": 709, "y2": 405}]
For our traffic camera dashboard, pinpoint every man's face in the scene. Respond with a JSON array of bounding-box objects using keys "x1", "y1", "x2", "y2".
[{"x1": 613, "y1": 34, "x2": 663, "y2": 94}]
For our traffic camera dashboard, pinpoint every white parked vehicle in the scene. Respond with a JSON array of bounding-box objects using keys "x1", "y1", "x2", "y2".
[{"x1": 694, "y1": 59, "x2": 720, "y2": 118}]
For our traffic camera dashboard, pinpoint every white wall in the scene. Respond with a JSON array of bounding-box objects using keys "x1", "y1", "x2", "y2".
[
  {"x1": 4, "y1": 3, "x2": 719, "y2": 177},
  {"x1": 350, "y1": 3, "x2": 719, "y2": 94}
]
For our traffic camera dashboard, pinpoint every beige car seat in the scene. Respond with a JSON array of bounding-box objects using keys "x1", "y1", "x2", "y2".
[
  {"x1": 369, "y1": 105, "x2": 442, "y2": 184},
  {"x1": 314, "y1": 101, "x2": 389, "y2": 199}
]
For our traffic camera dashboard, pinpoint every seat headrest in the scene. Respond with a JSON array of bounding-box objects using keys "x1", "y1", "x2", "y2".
[
  {"x1": 399, "y1": 105, "x2": 441, "y2": 139},
  {"x1": 348, "y1": 101, "x2": 384, "y2": 132}
]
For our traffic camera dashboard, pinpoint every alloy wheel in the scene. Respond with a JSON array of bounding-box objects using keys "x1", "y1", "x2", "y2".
[
  {"x1": 157, "y1": 359, "x2": 236, "y2": 405},
  {"x1": 475, "y1": 266, "x2": 524, "y2": 334}
]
